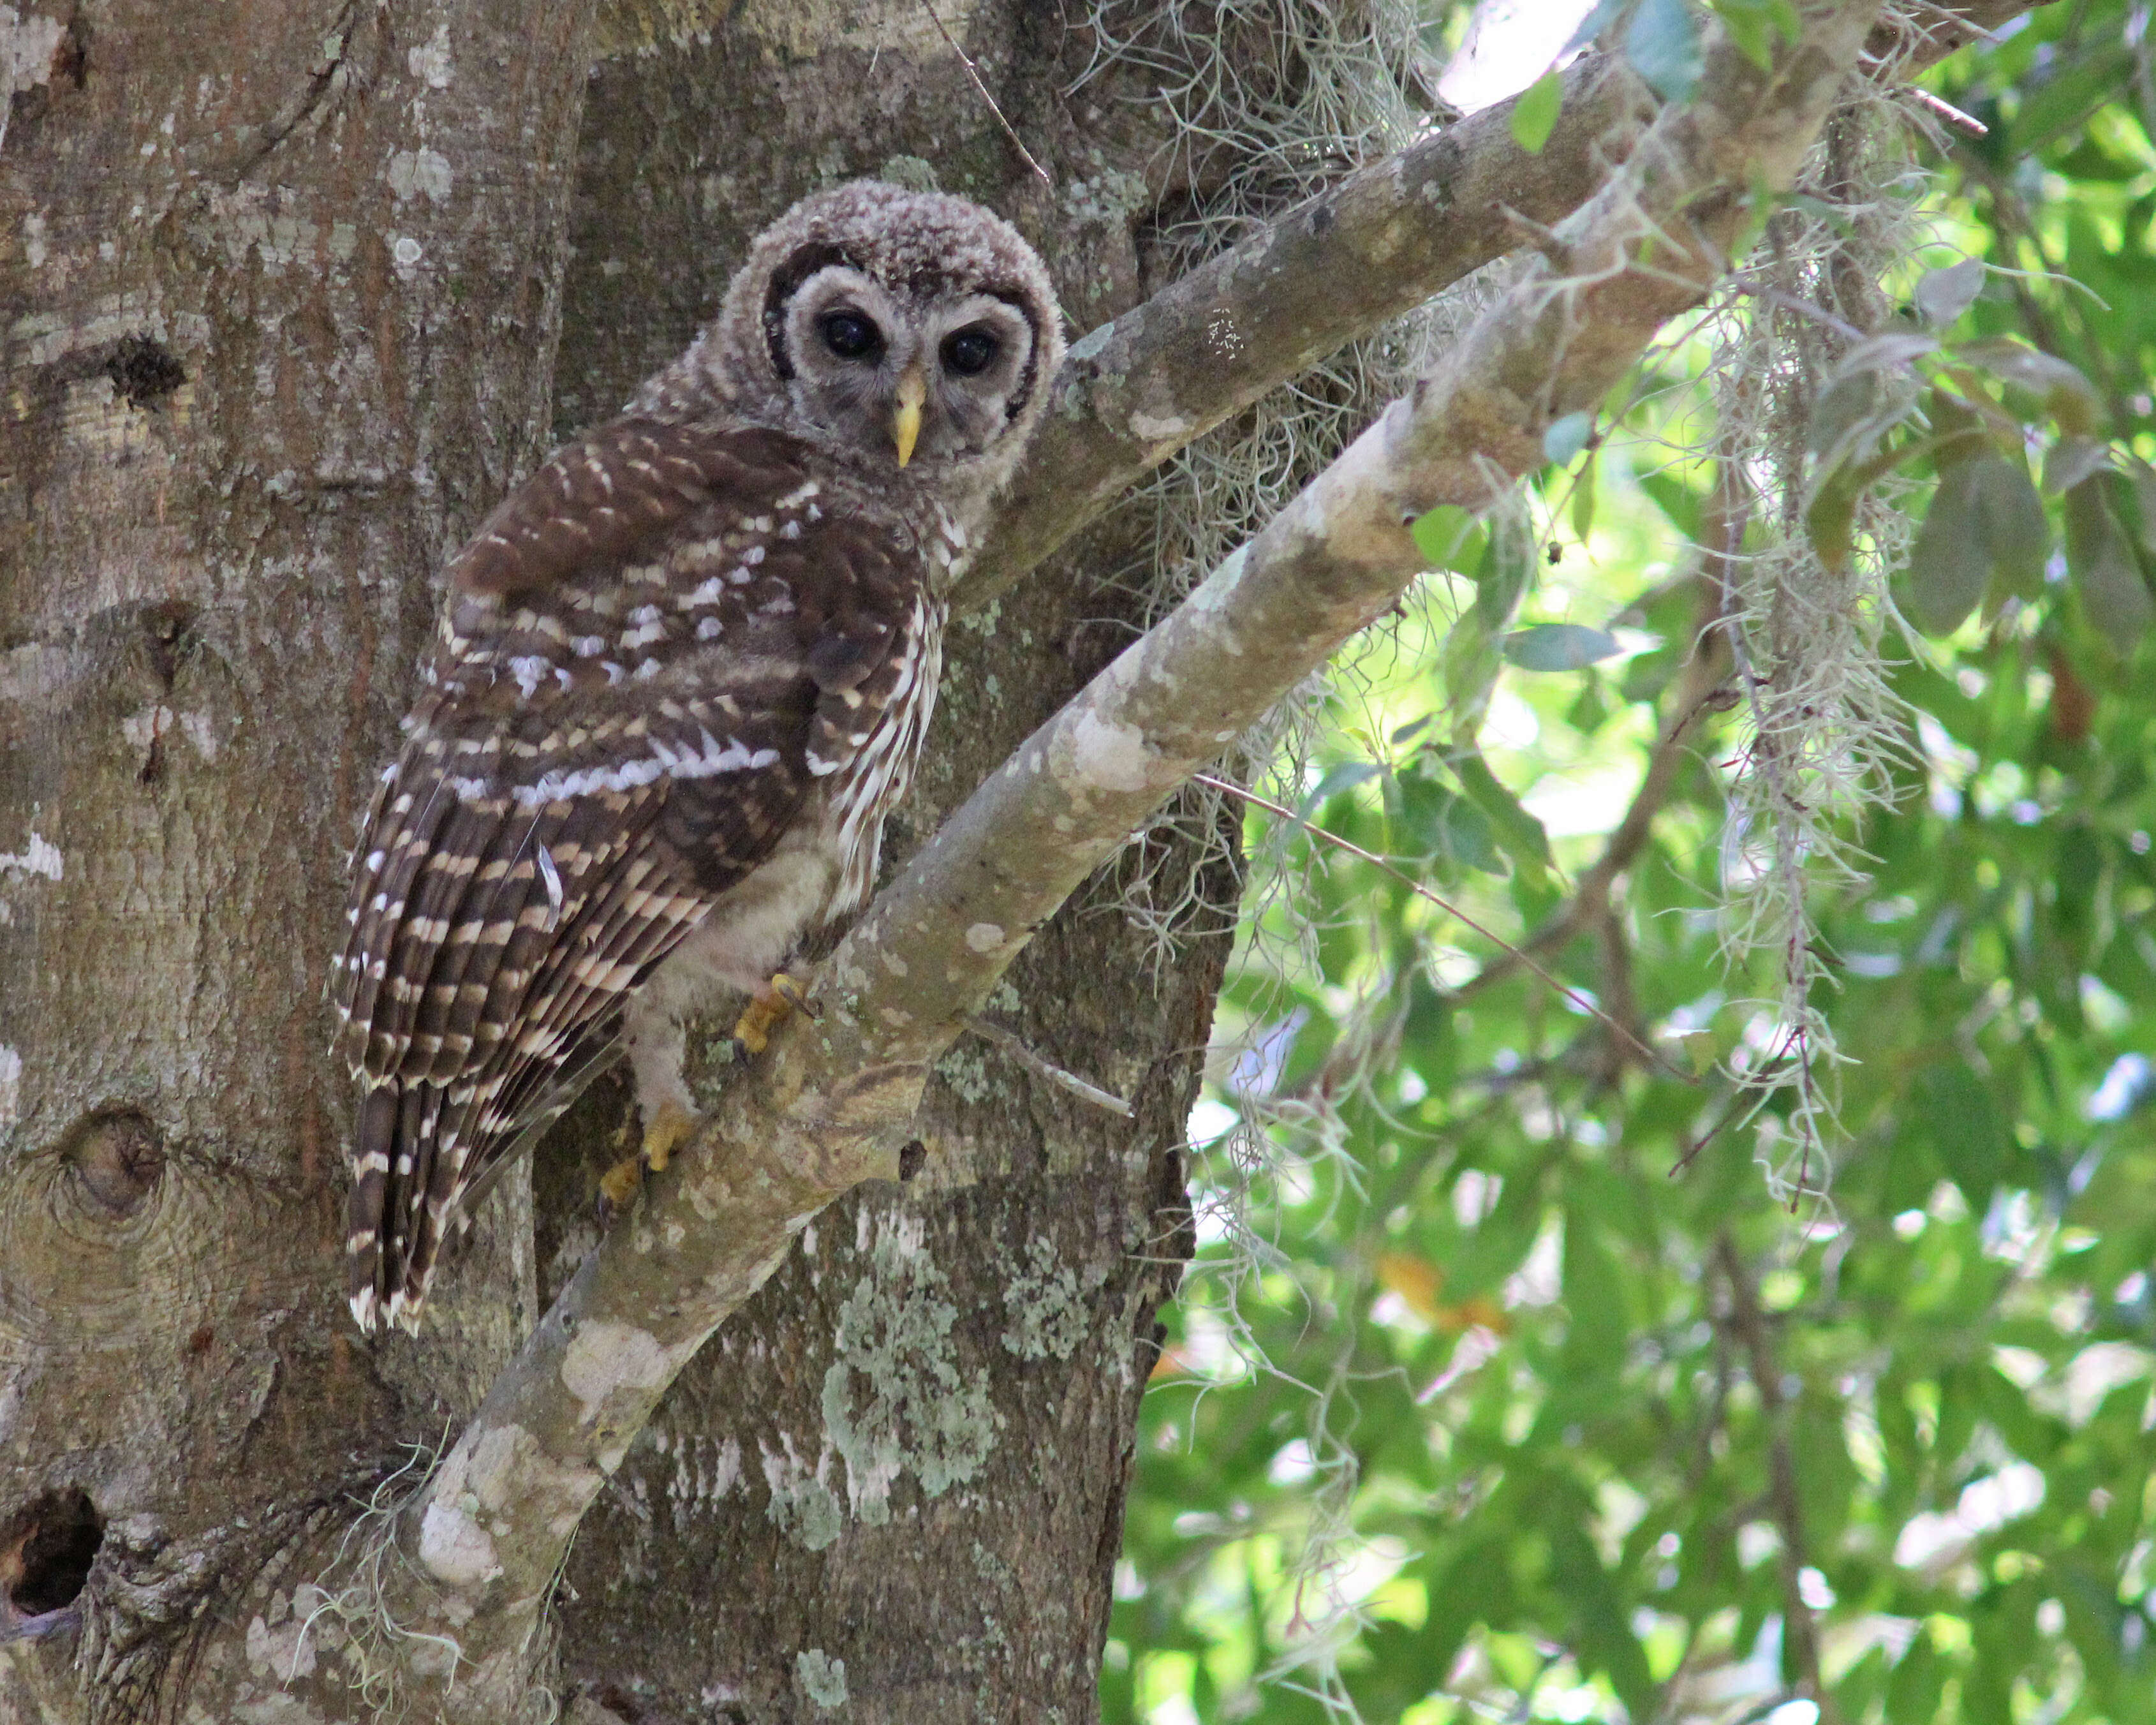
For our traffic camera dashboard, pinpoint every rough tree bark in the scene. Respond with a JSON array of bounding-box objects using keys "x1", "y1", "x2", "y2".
[
  {"x1": 0, "y1": 2, "x2": 2030, "y2": 1722},
  {"x1": 0, "y1": 0, "x2": 600, "y2": 1715}
]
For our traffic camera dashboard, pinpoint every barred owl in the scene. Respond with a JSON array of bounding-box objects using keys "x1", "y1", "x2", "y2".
[{"x1": 331, "y1": 182, "x2": 1065, "y2": 1333}]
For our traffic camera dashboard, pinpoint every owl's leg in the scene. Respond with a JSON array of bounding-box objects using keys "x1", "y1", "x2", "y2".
[
  {"x1": 730, "y1": 972, "x2": 815, "y2": 1058},
  {"x1": 603, "y1": 996, "x2": 704, "y2": 1213}
]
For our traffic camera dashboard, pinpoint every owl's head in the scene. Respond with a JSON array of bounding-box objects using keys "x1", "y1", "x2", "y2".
[{"x1": 680, "y1": 181, "x2": 1064, "y2": 514}]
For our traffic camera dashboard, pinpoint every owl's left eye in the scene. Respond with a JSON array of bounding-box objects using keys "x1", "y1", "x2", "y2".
[
  {"x1": 821, "y1": 311, "x2": 883, "y2": 360},
  {"x1": 941, "y1": 327, "x2": 1000, "y2": 376}
]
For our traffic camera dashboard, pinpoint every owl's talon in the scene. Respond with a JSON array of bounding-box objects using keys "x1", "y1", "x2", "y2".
[
  {"x1": 597, "y1": 1098, "x2": 698, "y2": 1220},
  {"x1": 596, "y1": 1155, "x2": 643, "y2": 1221},
  {"x1": 732, "y1": 972, "x2": 811, "y2": 1058}
]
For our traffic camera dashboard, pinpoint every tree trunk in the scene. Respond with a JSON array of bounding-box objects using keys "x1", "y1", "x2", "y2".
[
  {"x1": 534, "y1": 10, "x2": 1239, "y2": 1718},
  {"x1": 1, "y1": 2, "x2": 1227, "y2": 1718},
  {"x1": 2, "y1": 0, "x2": 597, "y2": 1715}
]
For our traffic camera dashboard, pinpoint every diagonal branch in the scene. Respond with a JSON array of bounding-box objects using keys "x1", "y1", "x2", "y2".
[
  {"x1": 962, "y1": 0, "x2": 2046, "y2": 616},
  {"x1": 341, "y1": 6, "x2": 1894, "y2": 1712}
]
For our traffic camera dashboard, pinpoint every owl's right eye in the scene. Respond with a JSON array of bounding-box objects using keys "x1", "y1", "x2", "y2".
[{"x1": 820, "y1": 311, "x2": 883, "y2": 361}]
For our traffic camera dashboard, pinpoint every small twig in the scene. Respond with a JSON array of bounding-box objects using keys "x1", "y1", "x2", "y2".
[
  {"x1": 1671, "y1": 1057, "x2": 1792, "y2": 1174},
  {"x1": 1715, "y1": 1234, "x2": 1840, "y2": 1723},
  {"x1": 916, "y1": 0, "x2": 1051, "y2": 188},
  {"x1": 963, "y1": 1015, "x2": 1133, "y2": 1116},
  {"x1": 1195, "y1": 774, "x2": 1687, "y2": 1082},
  {"x1": 1901, "y1": 85, "x2": 1986, "y2": 138},
  {"x1": 1497, "y1": 202, "x2": 1573, "y2": 270},
  {"x1": 1723, "y1": 274, "x2": 1870, "y2": 344}
]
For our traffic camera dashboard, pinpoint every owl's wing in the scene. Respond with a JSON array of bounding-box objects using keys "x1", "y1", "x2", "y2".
[{"x1": 330, "y1": 417, "x2": 926, "y2": 1326}]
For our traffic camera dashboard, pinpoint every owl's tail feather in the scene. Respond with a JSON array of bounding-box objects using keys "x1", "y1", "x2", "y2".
[
  {"x1": 347, "y1": 1079, "x2": 462, "y2": 1335},
  {"x1": 346, "y1": 1086, "x2": 397, "y2": 1333},
  {"x1": 346, "y1": 1028, "x2": 626, "y2": 1333}
]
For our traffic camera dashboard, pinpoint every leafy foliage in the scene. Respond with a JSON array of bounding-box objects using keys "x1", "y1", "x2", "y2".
[{"x1": 1109, "y1": 6, "x2": 2156, "y2": 1722}]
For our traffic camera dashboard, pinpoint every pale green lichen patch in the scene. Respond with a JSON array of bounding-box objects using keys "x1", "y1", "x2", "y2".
[
  {"x1": 821, "y1": 1222, "x2": 999, "y2": 1523},
  {"x1": 998, "y1": 1234, "x2": 1100, "y2": 1361},
  {"x1": 795, "y1": 1647, "x2": 849, "y2": 1709},
  {"x1": 763, "y1": 1446, "x2": 845, "y2": 1552},
  {"x1": 934, "y1": 1040, "x2": 996, "y2": 1106}
]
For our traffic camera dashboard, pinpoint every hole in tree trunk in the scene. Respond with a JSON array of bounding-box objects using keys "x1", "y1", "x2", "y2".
[
  {"x1": 66, "y1": 1108, "x2": 166, "y2": 1214},
  {"x1": 105, "y1": 335, "x2": 186, "y2": 408},
  {"x1": 1, "y1": 1488, "x2": 105, "y2": 1615}
]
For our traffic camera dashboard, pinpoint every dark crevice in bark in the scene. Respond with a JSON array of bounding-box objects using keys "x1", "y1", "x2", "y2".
[{"x1": 3, "y1": 1488, "x2": 104, "y2": 1617}]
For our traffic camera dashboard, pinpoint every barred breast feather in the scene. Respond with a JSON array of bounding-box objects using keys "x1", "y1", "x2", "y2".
[{"x1": 330, "y1": 418, "x2": 945, "y2": 1333}]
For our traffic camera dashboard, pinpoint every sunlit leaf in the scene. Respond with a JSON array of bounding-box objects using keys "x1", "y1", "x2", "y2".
[
  {"x1": 1410, "y1": 503, "x2": 1487, "y2": 573},
  {"x1": 1914, "y1": 257, "x2": 1986, "y2": 327},
  {"x1": 1502, "y1": 623, "x2": 1621, "y2": 670},
  {"x1": 1544, "y1": 410, "x2": 1593, "y2": 466},
  {"x1": 1570, "y1": 454, "x2": 1599, "y2": 539},
  {"x1": 1304, "y1": 759, "x2": 1383, "y2": 810},
  {"x1": 1511, "y1": 70, "x2": 1563, "y2": 154},
  {"x1": 1626, "y1": 0, "x2": 1704, "y2": 101}
]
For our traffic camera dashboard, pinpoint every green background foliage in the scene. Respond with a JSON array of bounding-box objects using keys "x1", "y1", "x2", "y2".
[{"x1": 1107, "y1": 6, "x2": 2156, "y2": 1721}]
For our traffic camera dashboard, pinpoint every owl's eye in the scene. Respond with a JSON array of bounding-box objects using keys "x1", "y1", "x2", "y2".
[
  {"x1": 820, "y1": 311, "x2": 882, "y2": 360},
  {"x1": 941, "y1": 327, "x2": 999, "y2": 376}
]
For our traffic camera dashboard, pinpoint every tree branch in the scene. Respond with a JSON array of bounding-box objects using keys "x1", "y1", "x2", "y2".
[
  {"x1": 324, "y1": 8, "x2": 1893, "y2": 1712},
  {"x1": 962, "y1": 0, "x2": 2047, "y2": 616}
]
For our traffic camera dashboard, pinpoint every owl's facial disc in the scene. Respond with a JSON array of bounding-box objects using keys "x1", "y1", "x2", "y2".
[
  {"x1": 915, "y1": 293, "x2": 1036, "y2": 468},
  {"x1": 780, "y1": 265, "x2": 1039, "y2": 476}
]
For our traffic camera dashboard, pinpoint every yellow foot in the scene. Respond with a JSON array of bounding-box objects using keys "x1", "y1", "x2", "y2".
[
  {"x1": 731, "y1": 972, "x2": 815, "y2": 1058},
  {"x1": 598, "y1": 1098, "x2": 698, "y2": 1215}
]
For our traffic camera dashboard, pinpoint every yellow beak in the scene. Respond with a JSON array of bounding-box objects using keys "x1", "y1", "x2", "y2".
[{"x1": 893, "y1": 366, "x2": 927, "y2": 468}]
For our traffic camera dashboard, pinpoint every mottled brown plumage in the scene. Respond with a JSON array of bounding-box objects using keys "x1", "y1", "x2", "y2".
[{"x1": 332, "y1": 182, "x2": 1063, "y2": 1332}]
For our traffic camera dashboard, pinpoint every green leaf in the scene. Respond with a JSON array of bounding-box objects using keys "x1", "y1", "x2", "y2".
[
  {"x1": 1569, "y1": 455, "x2": 1598, "y2": 540},
  {"x1": 1806, "y1": 367, "x2": 1886, "y2": 464},
  {"x1": 1637, "y1": 470, "x2": 1702, "y2": 537},
  {"x1": 1502, "y1": 623, "x2": 1621, "y2": 670},
  {"x1": 1956, "y1": 337, "x2": 2105, "y2": 436},
  {"x1": 1304, "y1": 760, "x2": 1384, "y2": 811},
  {"x1": 2065, "y1": 475, "x2": 2155, "y2": 643},
  {"x1": 1510, "y1": 70, "x2": 1563, "y2": 154},
  {"x1": 2041, "y1": 434, "x2": 2109, "y2": 496},
  {"x1": 1919, "y1": 1062, "x2": 2009, "y2": 1208},
  {"x1": 1905, "y1": 462, "x2": 1991, "y2": 635},
  {"x1": 1394, "y1": 773, "x2": 1505, "y2": 875},
  {"x1": 1563, "y1": 0, "x2": 1627, "y2": 54},
  {"x1": 1914, "y1": 257, "x2": 1986, "y2": 328},
  {"x1": 1782, "y1": 190, "x2": 1856, "y2": 237},
  {"x1": 1475, "y1": 517, "x2": 1534, "y2": 633},
  {"x1": 1886, "y1": 1633, "x2": 1946, "y2": 1724},
  {"x1": 1543, "y1": 411, "x2": 1593, "y2": 467},
  {"x1": 1970, "y1": 454, "x2": 2050, "y2": 602},
  {"x1": 2129, "y1": 457, "x2": 2156, "y2": 556},
  {"x1": 1625, "y1": 0, "x2": 1703, "y2": 102},
  {"x1": 1446, "y1": 749, "x2": 1552, "y2": 889},
  {"x1": 1709, "y1": 0, "x2": 1801, "y2": 68},
  {"x1": 1410, "y1": 504, "x2": 1487, "y2": 574}
]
